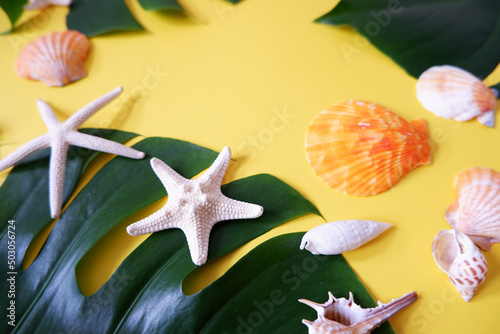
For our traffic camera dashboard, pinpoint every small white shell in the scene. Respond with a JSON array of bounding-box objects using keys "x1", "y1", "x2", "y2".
[
  {"x1": 416, "y1": 65, "x2": 497, "y2": 127},
  {"x1": 432, "y1": 229, "x2": 487, "y2": 302},
  {"x1": 300, "y1": 220, "x2": 391, "y2": 255}
]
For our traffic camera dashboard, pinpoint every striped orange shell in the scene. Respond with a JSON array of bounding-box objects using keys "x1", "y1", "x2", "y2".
[
  {"x1": 445, "y1": 167, "x2": 500, "y2": 251},
  {"x1": 16, "y1": 30, "x2": 90, "y2": 87},
  {"x1": 305, "y1": 100, "x2": 431, "y2": 196}
]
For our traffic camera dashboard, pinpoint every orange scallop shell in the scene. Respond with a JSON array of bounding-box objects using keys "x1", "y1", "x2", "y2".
[
  {"x1": 445, "y1": 167, "x2": 500, "y2": 251},
  {"x1": 305, "y1": 100, "x2": 431, "y2": 196},
  {"x1": 16, "y1": 31, "x2": 90, "y2": 87}
]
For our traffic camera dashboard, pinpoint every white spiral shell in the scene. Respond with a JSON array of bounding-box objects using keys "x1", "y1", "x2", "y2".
[
  {"x1": 300, "y1": 220, "x2": 391, "y2": 255},
  {"x1": 432, "y1": 229, "x2": 487, "y2": 302}
]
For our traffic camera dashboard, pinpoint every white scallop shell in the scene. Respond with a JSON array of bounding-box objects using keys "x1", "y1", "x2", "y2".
[
  {"x1": 416, "y1": 65, "x2": 497, "y2": 127},
  {"x1": 432, "y1": 229, "x2": 487, "y2": 302},
  {"x1": 300, "y1": 220, "x2": 391, "y2": 255},
  {"x1": 24, "y1": 0, "x2": 71, "y2": 10}
]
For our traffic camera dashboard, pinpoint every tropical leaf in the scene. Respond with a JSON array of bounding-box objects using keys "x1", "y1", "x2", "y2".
[
  {"x1": 0, "y1": 0, "x2": 27, "y2": 31},
  {"x1": 66, "y1": 0, "x2": 144, "y2": 37},
  {"x1": 317, "y1": 0, "x2": 500, "y2": 78},
  {"x1": 0, "y1": 128, "x2": 140, "y2": 267},
  {"x1": 1, "y1": 134, "x2": 347, "y2": 333},
  {"x1": 137, "y1": 0, "x2": 182, "y2": 11}
]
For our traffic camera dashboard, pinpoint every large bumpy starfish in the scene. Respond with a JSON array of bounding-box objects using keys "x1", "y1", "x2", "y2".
[
  {"x1": 126, "y1": 146, "x2": 264, "y2": 266},
  {"x1": 0, "y1": 87, "x2": 145, "y2": 218}
]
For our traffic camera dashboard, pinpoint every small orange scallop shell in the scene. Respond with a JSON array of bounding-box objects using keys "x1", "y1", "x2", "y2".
[
  {"x1": 15, "y1": 31, "x2": 90, "y2": 87},
  {"x1": 305, "y1": 100, "x2": 431, "y2": 196},
  {"x1": 445, "y1": 167, "x2": 500, "y2": 251},
  {"x1": 416, "y1": 65, "x2": 498, "y2": 127}
]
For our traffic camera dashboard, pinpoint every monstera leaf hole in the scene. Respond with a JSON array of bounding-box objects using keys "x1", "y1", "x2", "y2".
[
  {"x1": 182, "y1": 214, "x2": 323, "y2": 295},
  {"x1": 74, "y1": 198, "x2": 163, "y2": 296}
]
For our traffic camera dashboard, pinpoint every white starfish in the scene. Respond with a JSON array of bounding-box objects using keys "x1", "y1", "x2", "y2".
[
  {"x1": 126, "y1": 147, "x2": 264, "y2": 266},
  {"x1": 0, "y1": 87, "x2": 145, "y2": 218}
]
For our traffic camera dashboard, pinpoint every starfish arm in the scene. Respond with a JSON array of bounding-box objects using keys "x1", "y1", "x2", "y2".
[
  {"x1": 49, "y1": 139, "x2": 69, "y2": 218},
  {"x1": 65, "y1": 131, "x2": 145, "y2": 159},
  {"x1": 64, "y1": 87, "x2": 123, "y2": 130},
  {"x1": 183, "y1": 221, "x2": 212, "y2": 266},
  {"x1": 211, "y1": 196, "x2": 263, "y2": 221},
  {"x1": 198, "y1": 146, "x2": 231, "y2": 188},
  {"x1": 126, "y1": 207, "x2": 179, "y2": 236},
  {"x1": 37, "y1": 99, "x2": 62, "y2": 131},
  {"x1": 0, "y1": 134, "x2": 50, "y2": 171},
  {"x1": 150, "y1": 157, "x2": 190, "y2": 194}
]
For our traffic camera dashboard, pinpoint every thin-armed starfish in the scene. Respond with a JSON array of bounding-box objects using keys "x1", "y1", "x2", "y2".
[
  {"x1": 126, "y1": 146, "x2": 264, "y2": 266},
  {"x1": 0, "y1": 87, "x2": 145, "y2": 218}
]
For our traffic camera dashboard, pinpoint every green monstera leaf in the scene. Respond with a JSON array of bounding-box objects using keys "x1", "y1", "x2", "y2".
[
  {"x1": 317, "y1": 0, "x2": 500, "y2": 79},
  {"x1": 0, "y1": 133, "x2": 397, "y2": 333}
]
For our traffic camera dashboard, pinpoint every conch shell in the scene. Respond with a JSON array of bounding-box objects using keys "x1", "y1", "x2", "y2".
[
  {"x1": 15, "y1": 31, "x2": 90, "y2": 87},
  {"x1": 432, "y1": 229, "x2": 487, "y2": 302},
  {"x1": 305, "y1": 100, "x2": 431, "y2": 196},
  {"x1": 445, "y1": 167, "x2": 500, "y2": 251},
  {"x1": 416, "y1": 65, "x2": 498, "y2": 127},
  {"x1": 299, "y1": 291, "x2": 418, "y2": 334},
  {"x1": 300, "y1": 220, "x2": 391, "y2": 255}
]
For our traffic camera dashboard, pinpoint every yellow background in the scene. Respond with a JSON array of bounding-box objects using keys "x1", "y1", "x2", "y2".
[{"x1": 1, "y1": 1, "x2": 500, "y2": 333}]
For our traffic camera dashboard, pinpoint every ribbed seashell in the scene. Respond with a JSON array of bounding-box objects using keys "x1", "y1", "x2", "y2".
[
  {"x1": 24, "y1": 0, "x2": 71, "y2": 10},
  {"x1": 416, "y1": 65, "x2": 498, "y2": 127},
  {"x1": 432, "y1": 229, "x2": 487, "y2": 302},
  {"x1": 300, "y1": 220, "x2": 391, "y2": 255},
  {"x1": 445, "y1": 167, "x2": 500, "y2": 251},
  {"x1": 15, "y1": 31, "x2": 90, "y2": 87},
  {"x1": 305, "y1": 100, "x2": 431, "y2": 196},
  {"x1": 299, "y1": 291, "x2": 417, "y2": 334}
]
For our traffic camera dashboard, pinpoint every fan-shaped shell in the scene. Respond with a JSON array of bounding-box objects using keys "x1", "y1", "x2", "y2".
[
  {"x1": 300, "y1": 220, "x2": 391, "y2": 255},
  {"x1": 432, "y1": 229, "x2": 487, "y2": 302},
  {"x1": 445, "y1": 167, "x2": 500, "y2": 251},
  {"x1": 16, "y1": 31, "x2": 90, "y2": 87},
  {"x1": 416, "y1": 65, "x2": 497, "y2": 127},
  {"x1": 305, "y1": 100, "x2": 431, "y2": 196}
]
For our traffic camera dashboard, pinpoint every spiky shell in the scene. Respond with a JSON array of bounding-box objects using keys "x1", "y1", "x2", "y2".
[
  {"x1": 16, "y1": 31, "x2": 90, "y2": 87},
  {"x1": 300, "y1": 220, "x2": 391, "y2": 255},
  {"x1": 445, "y1": 167, "x2": 500, "y2": 251},
  {"x1": 416, "y1": 65, "x2": 497, "y2": 127},
  {"x1": 305, "y1": 100, "x2": 431, "y2": 196},
  {"x1": 432, "y1": 229, "x2": 487, "y2": 302},
  {"x1": 299, "y1": 291, "x2": 417, "y2": 334}
]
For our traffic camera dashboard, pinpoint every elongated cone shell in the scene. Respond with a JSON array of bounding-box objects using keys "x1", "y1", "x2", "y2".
[
  {"x1": 445, "y1": 167, "x2": 500, "y2": 251},
  {"x1": 299, "y1": 291, "x2": 417, "y2": 334},
  {"x1": 16, "y1": 31, "x2": 90, "y2": 87},
  {"x1": 432, "y1": 229, "x2": 487, "y2": 302},
  {"x1": 305, "y1": 100, "x2": 431, "y2": 196},
  {"x1": 416, "y1": 65, "x2": 497, "y2": 127},
  {"x1": 300, "y1": 220, "x2": 391, "y2": 255}
]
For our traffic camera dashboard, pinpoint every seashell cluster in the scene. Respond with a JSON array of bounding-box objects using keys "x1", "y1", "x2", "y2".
[
  {"x1": 300, "y1": 220, "x2": 391, "y2": 255},
  {"x1": 445, "y1": 167, "x2": 500, "y2": 251},
  {"x1": 305, "y1": 100, "x2": 431, "y2": 196},
  {"x1": 416, "y1": 65, "x2": 498, "y2": 127},
  {"x1": 299, "y1": 291, "x2": 418, "y2": 334},
  {"x1": 16, "y1": 30, "x2": 90, "y2": 87},
  {"x1": 432, "y1": 229, "x2": 487, "y2": 302}
]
